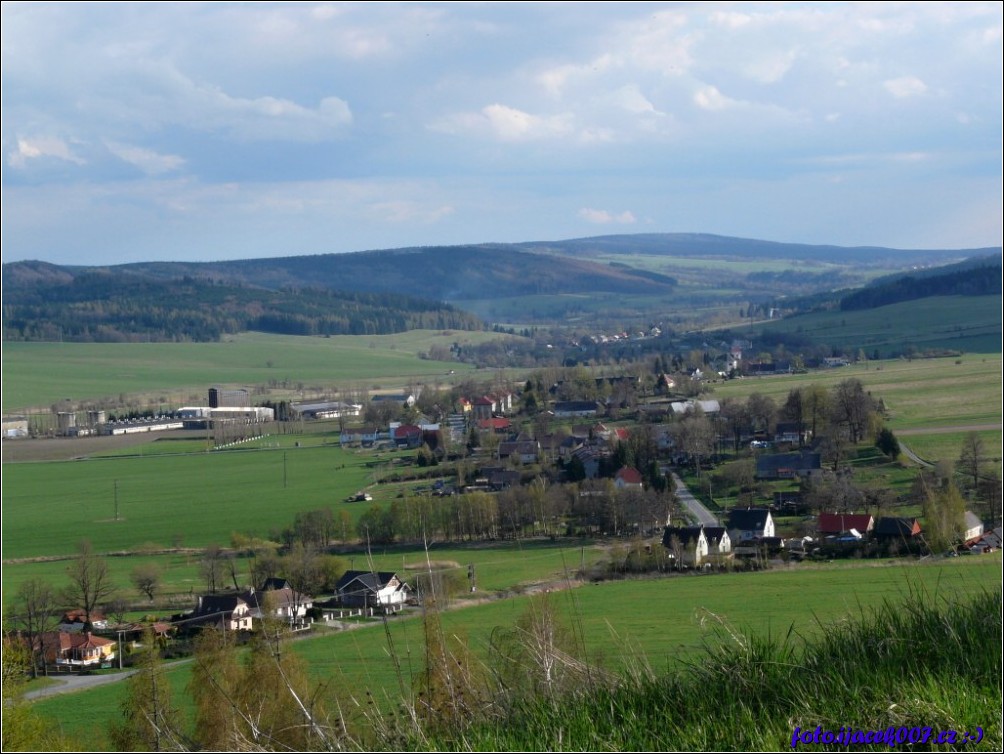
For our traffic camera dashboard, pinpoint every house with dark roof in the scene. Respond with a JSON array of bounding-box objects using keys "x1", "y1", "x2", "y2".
[
  {"x1": 873, "y1": 517, "x2": 922, "y2": 542},
  {"x1": 498, "y1": 439, "x2": 540, "y2": 464},
  {"x1": 336, "y1": 570, "x2": 410, "y2": 608},
  {"x1": 727, "y1": 508, "x2": 775, "y2": 542},
  {"x1": 702, "y1": 526, "x2": 732, "y2": 556},
  {"x1": 480, "y1": 467, "x2": 522, "y2": 490},
  {"x1": 242, "y1": 584, "x2": 313, "y2": 626},
  {"x1": 755, "y1": 452, "x2": 822, "y2": 480},
  {"x1": 554, "y1": 401, "x2": 601, "y2": 418},
  {"x1": 662, "y1": 525, "x2": 708, "y2": 566},
  {"x1": 570, "y1": 446, "x2": 602, "y2": 479},
  {"x1": 189, "y1": 594, "x2": 253, "y2": 632},
  {"x1": 967, "y1": 525, "x2": 1002, "y2": 553},
  {"x1": 774, "y1": 422, "x2": 808, "y2": 445}
]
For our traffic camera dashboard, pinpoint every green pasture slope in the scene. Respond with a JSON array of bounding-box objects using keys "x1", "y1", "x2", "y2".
[
  {"x1": 712, "y1": 354, "x2": 1002, "y2": 431},
  {"x1": 1, "y1": 330, "x2": 523, "y2": 412},
  {"x1": 746, "y1": 294, "x2": 1002, "y2": 358},
  {"x1": 31, "y1": 557, "x2": 1000, "y2": 748}
]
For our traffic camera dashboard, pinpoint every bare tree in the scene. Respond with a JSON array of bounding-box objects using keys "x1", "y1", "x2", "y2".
[
  {"x1": 66, "y1": 540, "x2": 116, "y2": 631},
  {"x1": 130, "y1": 563, "x2": 162, "y2": 602},
  {"x1": 12, "y1": 579, "x2": 58, "y2": 678},
  {"x1": 200, "y1": 544, "x2": 224, "y2": 594},
  {"x1": 958, "y1": 432, "x2": 986, "y2": 492}
]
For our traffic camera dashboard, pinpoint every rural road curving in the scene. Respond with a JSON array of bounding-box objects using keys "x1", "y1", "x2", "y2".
[{"x1": 24, "y1": 668, "x2": 138, "y2": 700}]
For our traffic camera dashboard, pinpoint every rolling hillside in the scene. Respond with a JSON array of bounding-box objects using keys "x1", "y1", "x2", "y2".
[{"x1": 3, "y1": 234, "x2": 997, "y2": 342}]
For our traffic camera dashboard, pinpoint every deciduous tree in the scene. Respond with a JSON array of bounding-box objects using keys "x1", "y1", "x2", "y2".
[
  {"x1": 131, "y1": 563, "x2": 162, "y2": 602},
  {"x1": 66, "y1": 540, "x2": 115, "y2": 631},
  {"x1": 11, "y1": 578, "x2": 58, "y2": 678}
]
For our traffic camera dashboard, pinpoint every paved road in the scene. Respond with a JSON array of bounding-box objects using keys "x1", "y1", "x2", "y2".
[
  {"x1": 24, "y1": 668, "x2": 138, "y2": 700},
  {"x1": 897, "y1": 440, "x2": 934, "y2": 469},
  {"x1": 671, "y1": 472, "x2": 720, "y2": 527}
]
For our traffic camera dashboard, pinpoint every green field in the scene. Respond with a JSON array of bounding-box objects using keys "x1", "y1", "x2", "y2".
[
  {"x1": 1, "y1": 330, "x2": 526, "y2": 412},
  {"x1": 711, "y1": 354, "x2": 1002, "y2": 431},
  {"x1": 1, "y1": 445, "x2": 374, "y2": 558},
  {"x1": 743, "y1": 294, "x2": 1002, "y2": 357},
  {"x1": 29, "y1": 557, "x2": 1000, "y2": 748}
]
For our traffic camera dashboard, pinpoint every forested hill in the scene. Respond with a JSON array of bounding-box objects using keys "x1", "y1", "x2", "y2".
[
  {"x1": 515, "y1": 233, "x2": 999, "y2": 265},
  {"x1": 839, "y1": 258, "x2": 1002, "y2": 311},
  {"x1": 86, "y1": 245, "x2": 680, "y2": 300},
  {"x1": 1, "y1": 267, "x2": 483, "y2": 342}
]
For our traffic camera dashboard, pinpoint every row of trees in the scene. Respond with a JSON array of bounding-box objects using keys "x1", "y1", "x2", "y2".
[{"x1": 354, "y1": 481, "x2": 675, "y2": 545}]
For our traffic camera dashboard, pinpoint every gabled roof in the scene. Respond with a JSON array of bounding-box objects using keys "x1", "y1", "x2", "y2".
[
  {"x1": 818, "y1": 513, "x2": 874, "y2": 535},
  {"x1": 964, "y1": 511, "x2": 983, "y2": 531},
  {"x1": 336, "y1": 570, "x2": 404, "y2": 594},
  {"x1": 756, "y1": 452, "x2": 821, "y2": 475},
  {"x1": 243, "y1": 586, "x2": 311, "y2": 611},
  {"x1": 62, "y1": 608, "x2": 105, "y2": 624},
  {"x1": 702, "y1": 526, "x2": 729, "y2": 545},
  {"x1": 260, "y1": 577, "x2": 292, "y2": 591},
  {"x1": 615, "y1": 466, "x2": 644, "y2": 485},
  {"x1": 196, "y1": 594, "x2": 248, "y2": 615},
  {"x1": 874, "y1": 517, "x2": 921, "y2": 537},
  {"x1": 499, "y1": 440, "x2": 540, "y2": 456},
  {"x1": 728, "y1": 508, "x2": 772, "y2": 531},
  {"x1": 662, "y1": 526, "x2": 706, "y2": 547}
]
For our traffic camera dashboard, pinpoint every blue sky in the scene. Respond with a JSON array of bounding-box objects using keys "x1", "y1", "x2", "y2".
[{"x1": 2, "y1": 1, "x2": 1001, "y2": 265}]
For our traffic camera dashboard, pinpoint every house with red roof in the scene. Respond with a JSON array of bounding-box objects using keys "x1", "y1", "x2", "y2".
[
  {"x1": 40, "y1": 631, "x2": 116, "y2": 668},
  {"x1": 817, "y1": 513, "x2": 875, "y2": 538},
  {"x1": 614, "y1": 466, "x2": 644, "y2": 490}
]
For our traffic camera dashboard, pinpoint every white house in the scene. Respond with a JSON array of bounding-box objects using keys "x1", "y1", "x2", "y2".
[
  {"x1": 336, "y1": 571, "x2": 411, "y2": 608},
  {"x1": 726, "y1": 508, "x2": 775, "y2": 542}
]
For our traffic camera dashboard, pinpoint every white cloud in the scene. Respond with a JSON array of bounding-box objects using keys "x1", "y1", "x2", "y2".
[
  {"x1": 184, "y1": 83, "x2": 353, "y2": 141},
  {"x1": 105, "y1": 142, "x2": 185, "y2": 175},
  {"x1": 693, "y1": 86, "x2": 737, "y2": 111},
  {"x1": 620, "y1": 10, "x2": 694, "y2": 76},
  {"x1": 612, "y1": 84, "x2": 663, "y2": 116},
  {"x1": 883, "y1": 76, "x2": 928, "y2": 99},
  {"x1": 578, "y1": 207, "x2": 636, "y2": 225},
  {"x1": 7, "y1": 137, "x2": 85, "y2": 168},
  {"x1": 745, "y1": 49, "x2": 799, "y2": 84},
  {"x1": 537, "y1": 54, "x2": 616, "y2": 97},
  {"x1": 431, "y1": 104, "x2": 572, "y2": 142},
  {"x1": 710, "y1": 11, "x2": 753, "y2": 30}
]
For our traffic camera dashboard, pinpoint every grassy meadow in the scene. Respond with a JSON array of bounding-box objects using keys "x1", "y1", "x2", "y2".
[
  {"x1": 1, "y1": 329, "x2": 526, "y2": 413},
  {"x1": 711, "y1": 354, "x2": 1002, "y2": 430},
  {"x1": 743, "y1": 294, "x2": 1002, "y2": 357},
  {"x1": 30, "y1": 556, "x2": 1000, "y2": 748}
]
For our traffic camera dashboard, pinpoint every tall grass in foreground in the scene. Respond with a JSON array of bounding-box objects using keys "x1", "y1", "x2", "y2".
[{"x1": 403, "y1": 588, "x2": 1001, "y2": 751}]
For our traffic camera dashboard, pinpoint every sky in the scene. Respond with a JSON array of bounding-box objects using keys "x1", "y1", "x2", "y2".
[{"x1": 2, "y1": 1, "x2": 1001, "y2": 266}]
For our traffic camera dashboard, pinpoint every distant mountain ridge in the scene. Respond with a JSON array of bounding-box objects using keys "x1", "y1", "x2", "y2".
[{"x1": 3, "y1": 233, "x2": 998, "y2": 342}]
